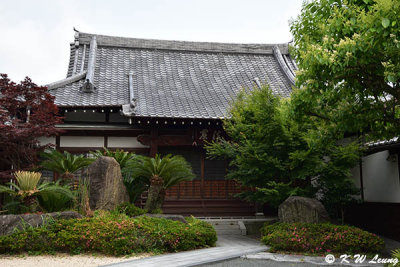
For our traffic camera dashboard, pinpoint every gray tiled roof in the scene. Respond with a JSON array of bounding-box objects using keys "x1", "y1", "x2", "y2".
[
  {"x1": 367, "y1": 137, "x2": 400, "y2": 148},
  {"x1": 48, "y1": 31, "x2": 297, "y2": 119}
]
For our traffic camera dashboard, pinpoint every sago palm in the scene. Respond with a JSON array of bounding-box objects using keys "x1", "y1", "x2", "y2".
[
  {"x1": 0, "y1": 171, "x2": 74, "y2": 212},
  {"x1": 125, "y1": 154, "x2": 195, "y2": 212},
  {"x1": 90, "y1": 148, "x2": 136, "y2": 169},
  {"x1": 40, "y1": 149, "x2": 94, "y2": 180}
]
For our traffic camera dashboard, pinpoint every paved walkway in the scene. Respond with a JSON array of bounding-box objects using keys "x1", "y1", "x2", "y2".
[{"x1": 103, "y1": 235, "x2": 268, "y2": 267}]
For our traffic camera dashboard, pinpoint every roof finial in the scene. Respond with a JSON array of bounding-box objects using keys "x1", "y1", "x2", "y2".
[
  {"x1": 73, "y1": 27, "x2": 80, "y2": 47},
  {"x1": 253, "y1": 77, "x2": 262, "y2": 89},
  {"x1": 80, "y1": 36, "x2": 97, "y2": 93}
]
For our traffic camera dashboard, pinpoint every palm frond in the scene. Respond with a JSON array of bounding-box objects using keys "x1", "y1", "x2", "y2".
[
  {"x1": 14, "y1": 171, "x2": 42, "y2": 191},
  {"x1": 39, "y1": 184, "x2": 75, "y2": 201},
  {"x1": 125, "y1": 153, "x2": 194, "y2": 190},
  {"x1": 0, "y1": 185, "x2": 18, "y2": 196},
  {"x1": 40, "y1": 149, "x2": 94, "y2": 176},
  {"x1": 90, "y1": 148, "x2": 137, "y2": 169}
]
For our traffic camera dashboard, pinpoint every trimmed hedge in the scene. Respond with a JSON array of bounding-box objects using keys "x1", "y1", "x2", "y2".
[
  {"x1": 261, "y1": 222, "x2": 384, "y2": 255},
  {"x1": 0, "y1": 212, "x2": 217, "y2": 256}
]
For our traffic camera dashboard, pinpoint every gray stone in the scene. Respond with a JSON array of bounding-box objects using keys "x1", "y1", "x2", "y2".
[
  {"x1": 278, "y1": 196, "x2": 330, "y2": 223},
  {"x1": 87, "y1": 156, "x2": 130, "y2": 210},
  {"x1": 138, "y1": 214, "x2": 188, "y2": 224},
  {"x1": 0, "y1": 211, "x2": 83, "y2": 236}
]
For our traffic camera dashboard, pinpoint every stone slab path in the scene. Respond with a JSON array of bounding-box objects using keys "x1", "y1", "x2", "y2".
[{"x1": 103, "y1": 235, "x2": 268, "y2": 267}]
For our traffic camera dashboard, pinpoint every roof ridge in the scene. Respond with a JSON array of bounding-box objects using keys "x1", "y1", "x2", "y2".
[
  {"x1": 46, "y1": 71, "x2": 87, "y2": 90},
  {"x1": 273, "y1": 46, "x2": 295, "y2": 85},
  {"x1": 76, "y1": 31, "x2": 290, "y2": 55}
]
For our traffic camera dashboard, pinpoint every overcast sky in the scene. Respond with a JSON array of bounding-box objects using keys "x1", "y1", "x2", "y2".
[{"x1": 0, "y1": 0, "x2": 304, "y2": 85}]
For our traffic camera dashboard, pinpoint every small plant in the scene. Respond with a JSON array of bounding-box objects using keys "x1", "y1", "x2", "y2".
[
  {"x1": 0, "y1": 171, "x2": 75, "y2": 213},
  {"x1": 261, "y1": 222, "x2": 385, "y2": 255},
  {"x1": 388, "y1": 249, "x2": 400, "y2": 267},
  {"x1": 150, "y1": 208, "x2": 163, "y2": 214},
  {"x1": 13, "y1": 171, "x2": 41, "y2": 191},
  {"x1": 115, "y1": 202, "x2": 147, "y2": 217},
  {"x1": 73, "y1": 177, "x2": 92, "y2": 216}
]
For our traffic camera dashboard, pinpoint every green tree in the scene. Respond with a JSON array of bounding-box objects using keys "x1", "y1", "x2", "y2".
[
  {"x1": 290, "y1": 0, "x2": 400, "y2": 141},
  {"x1": 206, "y1": 85, "x2": 360, "y2": 217},
  {"x1": 206, "y1": 86, "x2": 317, "y2": 208},
  {"x1": 124, "y1": 154, "x2": 195, "y2": 213}
]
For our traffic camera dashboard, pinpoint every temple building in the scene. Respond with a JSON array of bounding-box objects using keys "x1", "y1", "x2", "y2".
[{"x1": 43, "y1": 30, "x2": 297, "y2": 216}]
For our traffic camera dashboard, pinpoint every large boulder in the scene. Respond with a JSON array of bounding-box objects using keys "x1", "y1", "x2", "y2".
[
  {"x1": 0, "y1": 211, "x2": 82, "y2": 236},
  {"x1": 278, "y1": 196, "x2": 330, "y2": 223},
  {"x1": 87, "y1": 156, "x2": 130, "y2": 210}
]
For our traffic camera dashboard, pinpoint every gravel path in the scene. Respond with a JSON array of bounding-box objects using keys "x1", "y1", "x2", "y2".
[{"x1": 0, "y1": 253, "x2": 150, "y2": 267}]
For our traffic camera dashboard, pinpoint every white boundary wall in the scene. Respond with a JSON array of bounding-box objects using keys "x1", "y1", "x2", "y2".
[{"x1": 351, "y1": 150, "x2": 400, "y2": 203}]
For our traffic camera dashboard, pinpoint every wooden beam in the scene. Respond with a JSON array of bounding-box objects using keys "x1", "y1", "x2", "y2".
[
  {"x1": 138, "y1": 134, "x2": 192, "y2": 146},
  {"x1": 105, "y1": 111, "x2": 110, "y2": 123},
  {"x1": 149, "y1": 128, "x2": 158, "y2": 157}
]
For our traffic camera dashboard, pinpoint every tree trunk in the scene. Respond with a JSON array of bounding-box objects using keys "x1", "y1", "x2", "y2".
[
  {"x1": 61, "y1": 172, "x2": 74, "y2": 180},
  {"x1": 154, "y1": 188, "x2": 166, "y2": 211},
  {"x1": 23, "y1": 195, "x2": 39, "y2": 213},
  {"x1": 144, "y1": 175, "x2": 164, "y2": 213}
]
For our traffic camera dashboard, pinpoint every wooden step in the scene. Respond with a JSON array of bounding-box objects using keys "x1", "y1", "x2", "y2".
[{"x1": 161, "y1": 199, "x2": 256, "y2": 216}]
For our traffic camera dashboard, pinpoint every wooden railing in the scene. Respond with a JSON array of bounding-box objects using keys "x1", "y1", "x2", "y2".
[{"x1": 165, "y1": 180, "x2": 244, "y2": 200}]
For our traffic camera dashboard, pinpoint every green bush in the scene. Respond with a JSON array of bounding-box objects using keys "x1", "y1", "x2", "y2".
[
  {"x1": 38, "y1": 191, "x2": 74, "y2": 212},
  {"x1": 115, "y1": 202, "x2": 147, "y2": 217},
  {"x1": 0, "y1": 212, "x2": 217, "y2": 256},
  {"x1": 261, "y1": 222, "x2": 384, "y2": 255}
]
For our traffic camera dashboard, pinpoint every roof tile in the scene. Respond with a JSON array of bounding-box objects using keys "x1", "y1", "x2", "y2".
[{"x1": 49, "y1": 32, "x2": 295, "y2": 119}]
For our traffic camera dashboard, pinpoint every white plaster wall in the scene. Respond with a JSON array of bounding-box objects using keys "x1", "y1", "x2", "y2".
[
  {"x1": 107, "y1": 137, "x2": 149, "y2": 148},
  {"x1": 350, "y1": 164, "x2": 361, "y2": 189},
  {"x1": 60, "y1": 136, "x2": 104, "y2": 148},
  {"x1": 64, "y1": 111, "x2": 105, "y2": 122},
  {"x1": 362, "y1": 150, "x2": 400, "y2": 203},
  {"x1": 37, "y1": 136, "x2": 56, "y2": 146}
]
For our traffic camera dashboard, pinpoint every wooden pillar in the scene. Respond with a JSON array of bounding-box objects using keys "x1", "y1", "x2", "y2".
[
  {"x1": 200, "y1": 150, "x2": 205, "y2": 216},
  {"x1": 200, "y1": 151, "x2": 205, "y2": 197},
  {"x1": 149, "y1": 128, "x2": 158, "y2": 157},
  {"x1": 104, "y1": 135, "x2": 108, "y2": 148},
  {"x1": 55, "y1": 135, "x2": 60, "y2": 151}
]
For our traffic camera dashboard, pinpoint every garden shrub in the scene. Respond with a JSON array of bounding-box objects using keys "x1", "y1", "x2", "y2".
[
  {"x1": 115, "y1": 202, "x2": 147, "y2": 217},
  {"x1": 261, "y1": 222, "x2": 384, "y2": 255},
  {"x1": 0, "y1": 212, "x2": 217, "y2": 256}
]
